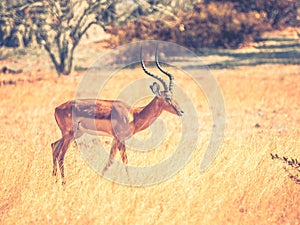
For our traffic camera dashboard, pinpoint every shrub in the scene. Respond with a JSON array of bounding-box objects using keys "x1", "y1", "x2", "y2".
[
  {"x1": 204, "y1": 0, "x2": 299, "y2": 28},
  {"x1": 106, "y1": 2, "x2": 269, "y2": 49},
  {"x1": 106, "y1": 18, "x2": 172, "y2": 47},
  {"x1": 174, "y1": 2, "x2": 268, "y2": 49}
]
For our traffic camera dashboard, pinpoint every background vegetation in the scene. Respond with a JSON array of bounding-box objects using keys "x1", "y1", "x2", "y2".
[
  {"x1": 0, "y1": 0, "x2": 299, "y2": 75},
  {"x1": 108, "y1": 0, "x2": 299, "y2": 49}
]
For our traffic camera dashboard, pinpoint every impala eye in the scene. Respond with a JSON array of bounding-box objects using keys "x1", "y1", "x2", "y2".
[{"x1": 165, "y1": 97, "x2": 171, "y2": 103}]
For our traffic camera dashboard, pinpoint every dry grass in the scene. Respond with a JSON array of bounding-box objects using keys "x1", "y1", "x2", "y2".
[{"x1": 0, "y1": 63, "x2": 299, "y2": 225}]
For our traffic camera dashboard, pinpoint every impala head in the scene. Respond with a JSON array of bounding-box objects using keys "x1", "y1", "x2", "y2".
[{"x1": 140, "y1": 46, "x2": 184, "y2": 116}]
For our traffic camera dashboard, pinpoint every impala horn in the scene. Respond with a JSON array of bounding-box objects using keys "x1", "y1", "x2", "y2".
[
  {"x1": 140, "y1": 46, "x2": 169, "y2": 92},
  {"x1": 155, "y1": 46, "x2": 174, "y2": 93}
]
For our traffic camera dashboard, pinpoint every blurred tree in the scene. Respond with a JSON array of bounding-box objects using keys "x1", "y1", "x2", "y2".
[
  {"x1": 6, "y1": 0, "x2": 188, "y2": 76},
  {"x1": 18, "y1": 0, "x2": 121, "y2": 76},
  {"x1": 1, "y1": 0, "x2": 201, "y2": 75},
  {"x1": 0, "y1": 1, "x2": 20, "y2": 47}
]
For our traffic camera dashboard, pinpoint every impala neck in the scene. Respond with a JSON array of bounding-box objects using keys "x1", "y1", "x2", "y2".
[{"x1": 130, "y1": 97, "x2": 163, "y2": 134}]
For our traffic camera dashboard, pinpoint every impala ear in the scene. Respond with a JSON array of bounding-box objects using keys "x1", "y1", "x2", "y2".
[{"x1": 150, "y1": 82, "x2": 161, "y2": 97}]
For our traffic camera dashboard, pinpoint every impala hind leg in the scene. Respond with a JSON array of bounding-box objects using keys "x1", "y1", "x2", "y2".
[
  {"x1": 101, "y1": 138, "x2": 118, "y2": 175},
  {"x1": 118, "y1": 142, "x2": 130, "y2": 181},
  {"x1": 51, "y1": 139, "x2": 63, "y2": 178},
  {"x1": 118, "y1": 142, "x2": 128, "y2": 164}
]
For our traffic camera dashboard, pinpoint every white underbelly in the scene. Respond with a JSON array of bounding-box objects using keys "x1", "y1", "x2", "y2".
[
  {"x1": 78, "y1": 125, "x2": 112, "y2": 137},
  {"x1": 76, "y1": 117, "x2": 114, "y2": 137}
]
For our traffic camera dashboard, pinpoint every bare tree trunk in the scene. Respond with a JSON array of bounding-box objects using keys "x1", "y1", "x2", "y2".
[{"x1": 59, "y1": 43, "x2": 75, "y2": 76}]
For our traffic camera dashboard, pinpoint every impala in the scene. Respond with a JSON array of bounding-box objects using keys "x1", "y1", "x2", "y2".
[{"x1": 51, "y1": 47, "x2": 184, "y2": 184}]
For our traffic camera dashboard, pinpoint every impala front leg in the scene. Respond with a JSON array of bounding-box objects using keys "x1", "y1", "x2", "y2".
[
  {"x1": 118, "y1": 141, "x2": 130, "y2": 181},
  {"x1": 102, "y1": 138, "x2": 118, "y2": 175}
]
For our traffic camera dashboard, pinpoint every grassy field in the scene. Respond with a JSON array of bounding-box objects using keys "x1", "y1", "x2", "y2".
[{"x1": 0, "y1": 30, "x2": 299, "y2": 224}]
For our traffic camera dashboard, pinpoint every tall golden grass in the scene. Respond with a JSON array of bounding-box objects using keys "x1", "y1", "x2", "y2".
[{"x1": 0, "y1": 64, "x2": 299, "y2": 224}]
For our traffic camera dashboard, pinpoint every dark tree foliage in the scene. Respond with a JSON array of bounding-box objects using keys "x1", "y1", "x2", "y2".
[
  {"x1": 0, "y1": 0, "x2": 177, "y2": 76},
  {"x1": 24, "y1": 0, "x2": 118, "y2": 76},
  {"x1": 106, "y1": 0, "x2": 298, "y2": 50},
  {"x1": 204, "y1": 0, "x2": 299, "y2": 27},
  {"x1": 107, "y1": 2, "x2": 267, "y2": 49}
]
